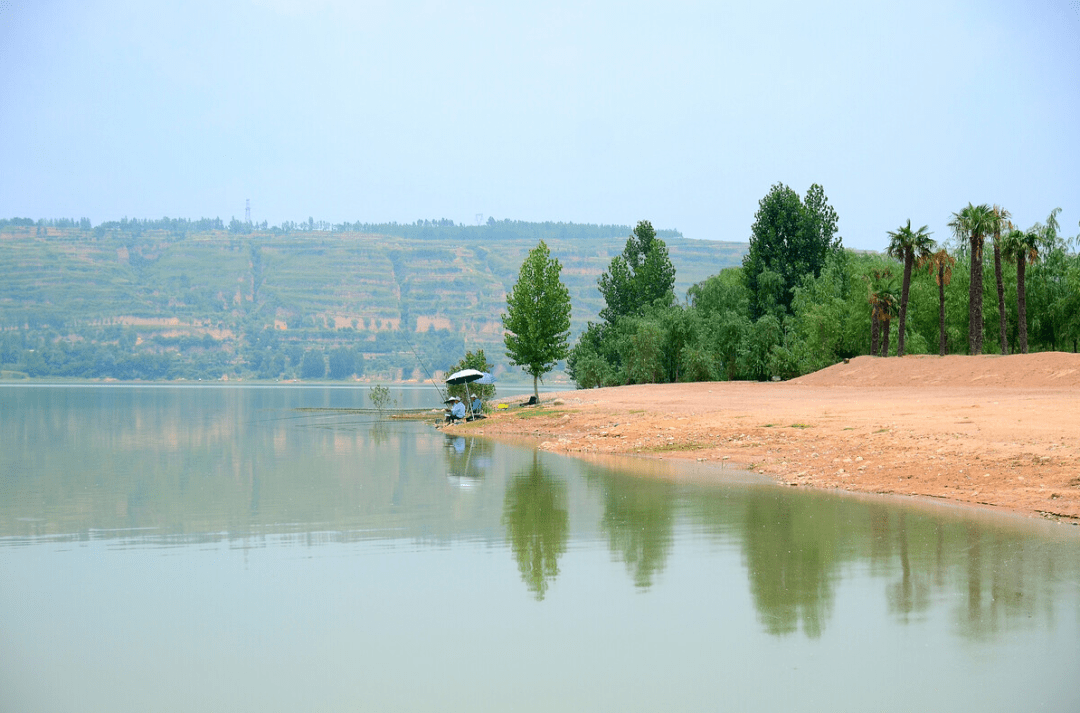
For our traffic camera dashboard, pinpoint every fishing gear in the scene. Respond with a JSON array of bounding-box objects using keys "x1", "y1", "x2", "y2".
[{"x1": 399, "y1": 328, "x2": 447, "y2": 402}]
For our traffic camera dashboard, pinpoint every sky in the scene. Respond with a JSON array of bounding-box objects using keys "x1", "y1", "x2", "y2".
[{"x1": 1, "y1": 0, "x2": 1078, "y2": 250}]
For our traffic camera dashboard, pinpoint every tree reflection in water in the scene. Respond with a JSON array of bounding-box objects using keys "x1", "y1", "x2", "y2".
[
  {"x1": 595, "y1": 472, "x2": 675, "y2": 590},
  {"x1": 502, "y1": 453, "x2": 569, "y2": 600},
  {"x1": 741, "y1": 490, "x2": 843, "y2": 638},
  {"x1": 885, "y1": 512, "x2": 931, "y2": 623}
]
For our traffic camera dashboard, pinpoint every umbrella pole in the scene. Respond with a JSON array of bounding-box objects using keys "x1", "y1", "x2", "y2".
[{"x1": 465, "y1": 383, "x2": 473, "y2": 421}]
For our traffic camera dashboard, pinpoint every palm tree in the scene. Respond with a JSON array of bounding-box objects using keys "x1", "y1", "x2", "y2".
[
  {"x1": 1002, "y1": 209, "x2": 1059, "y2": 354},
  {"x1": 886, "y1": 220, "x2": 934, "y2": 357},
  {"x1": 864, "y1": 269, "x2": 891, "y2": 356},
  {"x1": 878, "y1": 289, "x2": 899, "y2": 357},
  {"x1": 925, "y1": 249, "x2": 956, "y2": 356},
  {"x1": 948, "y1": 204, "x2": 996, "y2": 355},
  {"x1": 864, "y1": 270, "x2": 897, "y2": 356},
  {"x1": 869, "y1": 291, "x2": 882, "y2": 355},
  {"x1": 990, "y1": 206, "x2": 1011, "y2": 354},
  {"x1": 1002, "y1": 228, "x2": 1038, "y2": 354}
]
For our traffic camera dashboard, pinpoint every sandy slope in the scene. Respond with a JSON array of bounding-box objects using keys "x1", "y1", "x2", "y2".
[{"x1": 448, "y1": 353, "x2": 1080, "y2": 522}]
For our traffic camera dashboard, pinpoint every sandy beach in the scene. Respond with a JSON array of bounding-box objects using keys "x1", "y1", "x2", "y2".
[{"x1": 448, "y1": 353, "x2": 1080, "y2": 522}]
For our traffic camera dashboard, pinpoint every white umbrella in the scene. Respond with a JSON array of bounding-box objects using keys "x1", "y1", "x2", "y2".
[
  {"x1": 445, "y1": 369, "x2": 485, "y2": 385},
  {"x1": 445, "y1": 369, "x2": 485, "y2": 419}
]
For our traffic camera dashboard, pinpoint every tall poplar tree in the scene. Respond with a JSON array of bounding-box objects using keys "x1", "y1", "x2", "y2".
[
  {"x1": 743, "y1": 183, "x2": 841, "y2": 319},
  {"x1": 597, "y1": 220, "x2": 676, "y2": 324},
  {"x1": 503, "y1": 240, "x2": 572, "y2": 401}
]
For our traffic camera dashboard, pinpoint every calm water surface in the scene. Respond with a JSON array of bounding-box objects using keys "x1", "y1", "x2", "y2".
[{"x1": 2, "y1": 385, "x2": 1078, "y2": 712}]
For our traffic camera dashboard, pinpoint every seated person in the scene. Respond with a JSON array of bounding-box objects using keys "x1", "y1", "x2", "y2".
[
  {"x1": 471, "y1": 395, "x2": 482, "y2": 415},
  {"x1": 445, "y1": 397, "x2": 467, "y2": 423}
]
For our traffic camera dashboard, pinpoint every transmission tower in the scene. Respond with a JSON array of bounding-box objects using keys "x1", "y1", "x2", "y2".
[
  {"x1": 475, "y1": 213, "x2": 483, "y2": 225},
  {"x1": 245, "y1": 199, "x2": 251, "y2": 224}
]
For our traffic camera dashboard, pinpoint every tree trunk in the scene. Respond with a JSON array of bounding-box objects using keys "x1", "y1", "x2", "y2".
[
  {"x1": 993, "y1": 241, "x2": 1008, "y2": 355},
  {"x1": 938, "y1": 267, "x2": 947, "y2": 356},
  {"x1": 1016, "y1": 259, "x2": 1028, "y2": 354},
  {"x1": 870, "y1": 305, "x2": 880, "y2": 356},
  {"x1": 533, "y1": 373, "x2": 539, "y2": 403},
  {"x1": 969, "y1": 234, "x2": 983, "y2": 355},
  {"x1": 881, "y1": 317, "x2": 891, "y2": 357},
  {"x1": 898, "y1": 250, "x2": 912, "y2": 357}
]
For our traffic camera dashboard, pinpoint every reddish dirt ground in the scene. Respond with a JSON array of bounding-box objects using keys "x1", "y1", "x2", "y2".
[{"x1": 448, "y1": 353, "x2": 1080, "y2": 522}]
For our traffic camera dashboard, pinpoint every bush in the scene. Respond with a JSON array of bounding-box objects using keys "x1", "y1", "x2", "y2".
[{"x1": 300, "y1": 349, "x2": 326, "y2": 379}]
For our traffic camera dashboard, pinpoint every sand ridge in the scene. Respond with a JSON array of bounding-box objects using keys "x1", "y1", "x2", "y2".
[{"x1": 448, "y1": 353, "x2": 1080, "y2": 522}]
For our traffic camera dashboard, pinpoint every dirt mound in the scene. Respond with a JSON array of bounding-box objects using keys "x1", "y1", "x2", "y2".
[{"x1": 790, "y1": 352, "x2": 1080, "y2": 389}]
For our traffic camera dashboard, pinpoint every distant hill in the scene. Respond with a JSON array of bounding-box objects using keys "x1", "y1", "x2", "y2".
[{"x1": 0, "y1": 220, "x2": 747, "y2": 382}]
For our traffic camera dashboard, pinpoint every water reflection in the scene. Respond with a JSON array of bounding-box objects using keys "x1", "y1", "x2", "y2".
[
  {"x1": 740, "y1": 490, "x2": 840, "y2": 637},
  {"x1": 443, "y1": 435, "x2": 490, "y2": 483},
  {"x1": 885, "y1": 513, "x2": 930, "y2": 623},
  {"x1": 587, "y1": 467, "x2": 675, "y2": 590},
  {"x1": 1, "y1": 385, "x2": 1078, "y2": 649},
  {"x1": 502, "y1": 452, "x2": 569, "y2": 600}
]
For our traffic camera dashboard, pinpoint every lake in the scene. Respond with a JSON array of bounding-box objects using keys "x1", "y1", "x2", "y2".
[{"x1": 1, "y1": 385, "x2": 1078, "y2": 712}]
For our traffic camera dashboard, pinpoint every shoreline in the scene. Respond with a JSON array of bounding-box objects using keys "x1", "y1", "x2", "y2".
[{"x1": 447, "y1": 354, "x2": 1080, "y2": 523}]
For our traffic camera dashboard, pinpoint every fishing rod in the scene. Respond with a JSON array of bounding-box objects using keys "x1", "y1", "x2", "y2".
[{"x1": 399, "y1": 328, "x2": 448, "y2": 402}]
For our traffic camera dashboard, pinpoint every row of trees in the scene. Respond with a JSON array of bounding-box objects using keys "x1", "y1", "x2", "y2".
[{"x1": 497, "y1": 184, "x2": 1079, "y2": 393}]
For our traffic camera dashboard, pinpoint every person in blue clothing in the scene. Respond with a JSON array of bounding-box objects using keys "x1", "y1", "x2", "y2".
[
  {"x1": 445, "y1": 397, "x2": 467, "y2": 424},
  {"x1": 471, "y1": 395, "x2": 482, "y2": 416}
]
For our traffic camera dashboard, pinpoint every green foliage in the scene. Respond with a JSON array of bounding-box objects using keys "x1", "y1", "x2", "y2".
[
  {"x1": 598, "y1": 220, "x2": 677, "y2": 323},
  {"x1": 502, "y1": 455, "x2": 569, "y2": 601},
  {"x1": 300, "y1": 349, "x2": 326, "y2": 379},
  {"x1": 743, "y1": 183, "x2": 841, "y2": 320},
  {"x1": 886, "y1": 220, "x2": 936, "y2": 356},
  {"x1": 369, "y1": 384, "x2": 395, "y2": 415},
  {"x1": 503, "y1": 240, "x2": 572, "y2": 396},
  {"x1": 446, "y1": 349, "x2": 496, "y2": 401},
  {"x1": 0, "y1": 219, "x2": 742, "y2": 382},
  {"x1": 948, "y1": 203, "x2": 997, "y2": 354},
  {"x1": 624, "y1": 320, "x2": 666, "y2": 385},
  {"x1": 328, "y1": 346, "x2": 362, "y2": 379}
]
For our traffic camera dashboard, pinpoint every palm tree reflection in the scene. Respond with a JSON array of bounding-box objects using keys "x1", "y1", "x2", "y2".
[{"x1": 502, "y1": 453, "x2": 569, "y2": 600}]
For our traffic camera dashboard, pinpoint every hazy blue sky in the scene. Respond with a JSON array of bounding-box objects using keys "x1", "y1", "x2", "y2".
[{"x1": 1, "y1": 0, "x2": 1077, "y2": 250}]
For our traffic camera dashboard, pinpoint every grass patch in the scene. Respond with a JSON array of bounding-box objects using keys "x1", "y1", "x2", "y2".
[
  {"x1": 514, "y1": 408, "x2": 575, "y2": 420},
  {"x1": 788, "y1": 423, "x2": 813, "y2": 429},
  {"x1": 629, "y1": 409, "x2": 645, "y2": 414},
  {"x1": 873, "y1": 428, "x2": 890, "y2": 434},
  {"x1": 640, "y1": 441, "x2": 707, "y2": 453},
  {"x1": 761, "y1": 424, "x2": 776, "y2": 428}
]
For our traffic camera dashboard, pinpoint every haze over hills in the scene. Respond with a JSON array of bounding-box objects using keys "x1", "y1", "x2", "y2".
[{"x1": 0, "y1": 218, "x2": 747, "y2": 382}]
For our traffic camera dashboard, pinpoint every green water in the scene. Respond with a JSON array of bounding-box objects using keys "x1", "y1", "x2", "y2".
[{"x1": 1, "y1": 385, "x2": 1078, "y2": 712}]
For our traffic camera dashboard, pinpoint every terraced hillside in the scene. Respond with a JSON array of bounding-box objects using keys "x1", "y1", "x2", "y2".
[{"x1": 0, "y1": 222, "x2": 746, "y2": 381}]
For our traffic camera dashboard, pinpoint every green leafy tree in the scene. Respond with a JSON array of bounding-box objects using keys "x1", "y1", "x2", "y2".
[
  {"x1": 886, "y1": 220, "x2": 934, "y2": 357},
  {"x1": 743, "y1": 183, "x2": 841, "y2": 320},
  {"x1": 327, "y1": 347, "x2": 359, "y2": 379},
  {"x1": 446, "y1": 349, "x2": 496, "y2": 401},
  {"x1": 369, "y1": 384, "x2": 395, "y2": 416},
  {"x1": 503, "y1": 240, "x2": 572, "y2": 401},
  {"x1": 300, "y1": 349, "x2": 326, "y2": 379},
  {"x1": 598, "y1": 220, "x2": 676, "y2": 323},
  {"x1": 948, "y1": 203, "x2": 996, "y2": 355}
]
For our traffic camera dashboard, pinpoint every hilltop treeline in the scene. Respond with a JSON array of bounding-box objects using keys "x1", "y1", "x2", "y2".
[{"x1": 0, "y1": 218, "x2": 739, "y2": 382}]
